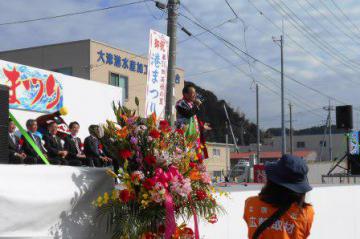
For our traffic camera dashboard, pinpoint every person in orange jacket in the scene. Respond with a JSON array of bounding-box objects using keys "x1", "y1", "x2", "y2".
[{"x1": 244, "y1": 154, "x2": 314, "y2": 239}]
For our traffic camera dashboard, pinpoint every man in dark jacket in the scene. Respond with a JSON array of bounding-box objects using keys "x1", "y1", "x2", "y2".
[
  {"x1": 8, "y1": 119, "x2": 35, "y2": 164},
  {"x1": 21, "y1": 119, "x2": 51, "y2": 164},
  {"x1": 43, "y1": 121, "x2": 82, "y2": 166},
  {"x1": 175, "y1": 85, "x2": 210, "y2": 159},
  {"x1": 84, "y1": 125, "x2": 112, "y2": 167},
  {"x1": 64, "y1": 121, "x2": 88, "y2": 166}
]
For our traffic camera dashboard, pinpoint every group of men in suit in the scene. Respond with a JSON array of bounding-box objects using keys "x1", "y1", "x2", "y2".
[{"x1": 8, "y1": 119, "x2": 114, "y2": 167}]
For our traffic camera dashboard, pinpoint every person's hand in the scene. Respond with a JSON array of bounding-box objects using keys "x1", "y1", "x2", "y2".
[
  {"x1": 204, "y1": 123, "x2": 212, "y2": 131},
  {"x1": 63, "y1": 151, "x2": 68, "y2": 157},
  {"x1": 20, "y1": 153, "x2": 27, "y2": 160},
  {"x1": 77, "y1": 154, "x2": 86, "y2": 158},
  {"x1": 194, "y1": 99, "x2": 202, "y2": 106}
]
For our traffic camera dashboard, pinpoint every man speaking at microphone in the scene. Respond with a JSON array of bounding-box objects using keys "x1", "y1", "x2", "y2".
[{"x1": 175, "y1": 85, "x2": 210, "y2": 159}]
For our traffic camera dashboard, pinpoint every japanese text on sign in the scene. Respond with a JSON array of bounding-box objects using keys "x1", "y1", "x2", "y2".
[
  {"x1": 145, "y1": 29, "x2": 169, "y2": 118},
  {"x1": 97, "y1": 50, "x2": 148, "y2": 75},
  {"x1": 0, "y1": 60, "x2": 64, "y2": 113}
]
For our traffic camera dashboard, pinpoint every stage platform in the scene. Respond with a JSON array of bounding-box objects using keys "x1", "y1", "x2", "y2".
[{"x1": 0, "y1": 165, "x2": 359, "y2": 238}]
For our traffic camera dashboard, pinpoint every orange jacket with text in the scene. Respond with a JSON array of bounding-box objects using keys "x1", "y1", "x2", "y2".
[{"x1": 243, "y1": 196, "x2": 314, "y2": 239}]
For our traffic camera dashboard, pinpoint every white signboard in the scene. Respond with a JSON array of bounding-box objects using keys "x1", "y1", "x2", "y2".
[{"x1": 145, "y1": 29, "x2": 170, "y2": 118}]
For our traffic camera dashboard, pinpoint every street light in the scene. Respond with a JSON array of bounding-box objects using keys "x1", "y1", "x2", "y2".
[{"x1": 155, "y1": 1, "x2": 166, "y2": 10}]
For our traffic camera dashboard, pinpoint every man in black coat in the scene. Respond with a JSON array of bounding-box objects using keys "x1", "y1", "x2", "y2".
[
  {"x1": 84, "y1": 125, "x2": 112, "y2": 167},
  {"x1": 43, "y1": 122, "x2": 82, "y2": 166},
  {"x1": 64, "y1": 121, "x2": 89, "y2": 166},
  {"x1": 21, "y1": 119, "x2": 52, "y2": 164},
  {"x1": 8, "y1": 119, "x2": 35, "y2": 164}
]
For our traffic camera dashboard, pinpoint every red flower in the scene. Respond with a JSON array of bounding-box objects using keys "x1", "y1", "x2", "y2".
[
  {"x1": 207, "y1": 214, "x2": 218, "y2": 224},
  {"x1": 118, "y1": 149, "x2": 132, "y2": 159},
  {"x1": 158, "y1": 225, "x2": 165, "y2": 234},
  {"x1": 98, "y1": 144, "x2": 103, "y2": 150},
  {"x1": 175, "y1": 129, "x2": 184, "y2": 135},
  {"x1": 189, "y1": 162, "x2": 197, "y2": 168},
  {"x1": 143, "y1": 178, "x2": 156, "y2": 190},
  {"x1": 159, "y1": 120, "x2": 171, "y2": 132},
  {"x1": 18, "y1": 138, "x2": 24, "y2": 146},
  {"x1": 119, "y1": 189, "x2": 134, "y2": 203},
  {"x1": 196, "y1": 190, "x2": 207, "y2": 201},
  {"x1": 144, "y1": 155, "x2": 156, "y2": 165},
  {"x1": 149, "y1": 129, "x2": 161, "y2": 139}
]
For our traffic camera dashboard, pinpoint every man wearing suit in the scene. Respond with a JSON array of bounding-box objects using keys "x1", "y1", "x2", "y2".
[
  {"x1": 8, "y1": 119, "x2": 35, "y2": 164},
  {"x1": 64, "y1": 121, "x2": 88, "y2": 166},
  {"x1": 43, "y1": 122, "x2": 82, "y2": 166},
  {"x1": 84, "y1": 125, "x2": 112, "y2": 167},
  {"x1": 21, "y1": 119, "x2": 53, "y2": 164}
]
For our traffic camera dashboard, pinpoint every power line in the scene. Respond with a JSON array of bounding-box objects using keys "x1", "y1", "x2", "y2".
[
  {"x1": 294, "y1": 0, "x2": 355, "y2": 53},
  {"x1": 178, "y1": 20, "x2": 325, "y2": 122},
  {"x1": 318, "y1": 0, "x2": 360, "y2": 40},
  {"x1": 266, "y1": 0, "x2": 360, "y2": 73},
  {"x1": 329, "y1": 0, "x2": 360, "y2": 36},
  {"x1": 248, "y1": 0, "x2": 359, "y2": 85},
  {"x1": 0, "y1": 0, "x2": 150, "y2": 26},
  {"x1": 177, "y1": 9, "x2": 352, "y2": 107},
  {"x1": 303, "y1": 0, "x2": 360, "y2": 47}
]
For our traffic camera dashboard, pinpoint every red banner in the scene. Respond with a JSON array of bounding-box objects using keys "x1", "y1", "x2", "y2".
[{"x1": 254, "y1": 165, "x2": 266, "y2": 183}]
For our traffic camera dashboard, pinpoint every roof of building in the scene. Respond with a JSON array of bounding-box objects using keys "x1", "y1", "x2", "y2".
[
  {"x1": 207, "y1": 142, "x2": 235, "y2": 147},
  {"x1": 230, "y1": 150, "x2": 315, "y2": 160},
  {"x1": 0, "y1": 39, "x2": 185, "y2": 71}
]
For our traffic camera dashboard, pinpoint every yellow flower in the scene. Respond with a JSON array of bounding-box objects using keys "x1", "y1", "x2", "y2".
[
  {"x1": 111, "y1": 190, "x2": 118, "y2": 200},
  {"x1": 103, "y1": 192, "x2": 109, "y2": 204},
  {"x1": 97, "y1": 196, "x2": 103, "y2": 207},
  {"x1": 106, "y1": 169, "x2": 118, "y2": 178},
  {"x1": 143, "y1": 193, "x2": 148, "y2": 199},
  {"x1": 141, "y1": 200, "x2": 149, "y2": 208}
]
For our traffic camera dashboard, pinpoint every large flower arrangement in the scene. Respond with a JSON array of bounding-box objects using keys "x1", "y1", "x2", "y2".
[{"x1": 94, "y1": 103, "x2": 223, "y2": 239}]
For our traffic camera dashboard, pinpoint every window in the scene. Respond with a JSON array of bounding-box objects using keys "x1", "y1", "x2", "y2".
[
  {"x1": 53, "y1": 67, "x2": 73, "y2": 76},
  {"x1": 212, "y1": 148, "x2": 221, "y2": 156},
  {"x1": 297, "y1": 141, "x2": 306, "y2": 148},
  {"x1": 320, "y1": 141, "x2": 327, "y2": 147},
  {"x1": 109, "y1": 73, "x2": 128, "y2": 100}
]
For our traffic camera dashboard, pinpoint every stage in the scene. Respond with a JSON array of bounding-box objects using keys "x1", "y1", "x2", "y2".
[{"x1": 0, "y1": 165, "x2": 359, "y2": 238}]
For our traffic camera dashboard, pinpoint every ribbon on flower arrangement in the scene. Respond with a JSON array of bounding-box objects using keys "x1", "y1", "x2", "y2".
[
  {"x1": 164, "y1": 192, "x2": 176, "y2": 239},
  {"x1": 189, "y1": 195, "x2": 200, "y2": 239}
]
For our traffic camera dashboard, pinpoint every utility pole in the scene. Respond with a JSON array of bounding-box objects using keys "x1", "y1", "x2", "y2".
[
  {"x1": 225, "y1": 122, "x2": 229, "y2": 174},
  {"x1": 165, "y1": 0, "x2": 179, "y2": 125},
  {"x1": 273, "y1": 35, "x2": 286, "y2": 155},
  {"x1": 289, "y1": 103, "x2": 293, "y2": 155},
  {"x1": 256, "y1": 84, "x2": 260, "y2": 165},
  {"x1": 322, "y1": 102, "x2": 334, "y2": 161}
]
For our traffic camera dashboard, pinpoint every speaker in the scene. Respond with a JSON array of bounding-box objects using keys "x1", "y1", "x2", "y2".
[
  {"x1": 349, "y1": 154, "x2": 360, "y2": 175},
  {"x1": 336, "y1": 105, "x2": 353, "y2": 129},
  {"x1": 0, "y1": 85, "x2": 9, "y2": 164}
]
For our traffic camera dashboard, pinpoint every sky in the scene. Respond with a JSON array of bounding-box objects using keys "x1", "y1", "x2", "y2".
[{"x1": 1, "y1": 0, "x2": 360, "y2": 130}]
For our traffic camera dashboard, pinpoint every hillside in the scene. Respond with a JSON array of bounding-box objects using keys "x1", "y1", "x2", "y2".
[{"x1": 185, "y1": 81, "x2": 268, "y2": 145}]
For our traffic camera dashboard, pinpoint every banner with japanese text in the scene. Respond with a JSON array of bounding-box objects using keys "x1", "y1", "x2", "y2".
[
  {"x1": 145, "y1": 29, "x2": 170, "y2": 118},
  {"x1": 0, "y1": 60, "x2": 63, "y2": 113}
]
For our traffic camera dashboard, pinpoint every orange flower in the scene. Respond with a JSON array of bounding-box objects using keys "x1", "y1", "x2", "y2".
[
  {"x1": 189, "y1": 170, "x2": 201, "y2": 181},
  {"x1": 116, "y1": 126, "x2": 128, "y2": 138}
]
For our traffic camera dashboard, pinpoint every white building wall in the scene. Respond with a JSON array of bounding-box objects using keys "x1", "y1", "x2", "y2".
[{"x1": 264, "y1": 134, "x2": 347, "y2": 160}]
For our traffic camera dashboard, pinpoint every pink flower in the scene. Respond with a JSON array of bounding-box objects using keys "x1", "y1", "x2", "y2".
[
  {"x1": 170, "y1": 176, "x2": 192, "y2": 197},
  {"x1": 201, "y1": 172, "x2": 211, "y2": 184}
]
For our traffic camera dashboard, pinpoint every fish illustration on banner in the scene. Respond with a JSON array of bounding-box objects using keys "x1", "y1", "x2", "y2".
[{"x1": 0, "y1": 60, "x2": 63, "y2": 113}]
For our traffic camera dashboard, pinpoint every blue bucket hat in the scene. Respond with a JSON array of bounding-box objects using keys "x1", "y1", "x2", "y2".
[{"x1": 265, "y1": 154, "x2": 312, "y2": 193}]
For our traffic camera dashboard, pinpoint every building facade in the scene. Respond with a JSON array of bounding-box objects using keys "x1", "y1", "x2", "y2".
[
  {"x1": 262, "y1": 133, "x2": 347, "y2": 161},
  {"x1": 0, "y1": 39, "x2": 185, "y2": 117},
  {"x1": 205, "y1": 142, "x2": 234, "y2": 178}
]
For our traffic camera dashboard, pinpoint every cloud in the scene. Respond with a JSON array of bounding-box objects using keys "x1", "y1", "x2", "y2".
[{"x1": 1, "y1": 0, "x2": 360, "y2": 129}]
